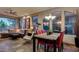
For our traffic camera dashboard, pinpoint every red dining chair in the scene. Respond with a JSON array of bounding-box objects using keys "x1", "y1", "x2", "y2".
[
  {"x1": 46, "y1": 32, "x2": 64, "y2": 52},
  {"x1": 56, "y1": 32, "x2": 64, "y2": 51},
  {"x1": 36, "y1": 30, "x2": 46, "y2": 51}
]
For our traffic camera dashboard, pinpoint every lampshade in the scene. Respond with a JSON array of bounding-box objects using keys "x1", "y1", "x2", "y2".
[
  {"x1": 51, "y1": 16, "x2": 56, "y2": 20},
  {"x1": 45, "y1": 16, "x2": 49, "y2": 20},
  {"x1": 45, "y1": 15, "x2": 56, "y2": 20}
]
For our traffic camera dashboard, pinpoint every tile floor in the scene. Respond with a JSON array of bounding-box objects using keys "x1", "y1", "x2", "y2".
[{"x1": 0, "y1": 37, "x2": 78, "y2": 52}]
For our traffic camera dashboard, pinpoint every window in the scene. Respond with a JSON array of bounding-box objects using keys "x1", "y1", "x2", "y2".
[
  {"x1": 32, "y1": 16, "x2": 38, "y2": 31},
  {"x1": 43, "y1": 16, "x2": 61, "y2": 32},
  {"x1": 53, "y1": 16, "x2": 61, "y2": 33},
  {"x1": 0, "y1": 17, "x2": 16, "y2": 32},
  {"x1": 19, "y1": 18, "x2": 26, "y2": 29},
  {"x1": 65, "y1": 15, "x2": 76, "y2": 35}
]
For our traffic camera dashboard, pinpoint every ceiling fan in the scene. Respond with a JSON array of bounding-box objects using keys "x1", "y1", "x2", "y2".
[{"x1": 4, "y1": 8, "x2": 17, "y2": 15}]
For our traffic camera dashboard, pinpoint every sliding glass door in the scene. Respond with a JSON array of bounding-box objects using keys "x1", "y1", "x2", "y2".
[{"x1": 65, "y1": 15, "x2": 76, "y2": 35}]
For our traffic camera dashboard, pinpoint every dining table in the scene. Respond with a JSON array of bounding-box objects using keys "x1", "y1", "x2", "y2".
[{"x1": 32, "y1": 33, "x2": 60, "y2": 52}]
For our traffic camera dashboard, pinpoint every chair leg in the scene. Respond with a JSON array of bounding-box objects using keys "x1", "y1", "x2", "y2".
[
  {"x1": 50, "y1": 47, "x2": 54, "y2": 52},
  {"x1": 61, "y1": 43, "x2": 64, "y2": 52},
  {"x1": 37, "y1": 44, "x2": 39, "y2": 51},
  {"x1": 58, "y1": 43, "x2": 64, "y2": 52},
  {"x1": 62, "y1": 43, "x2": 64, "y2": 49},
  {"x1": 52, "y1": 47, "x2": 56, "y2": 52},
  {"x1": 46, "y1": 46, "x2": 53, "y2": 52},
  {"x1": 58, "y1": 48, "x2": 62, "y2": 52},
  {"x1": 46, "y1": 46, "x2": 49, "y2": 52},
  {"x1": 37, "y1": 44, "x2": 45, "y2": 52}
]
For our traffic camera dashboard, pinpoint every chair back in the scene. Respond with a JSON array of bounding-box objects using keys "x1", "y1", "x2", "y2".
[
  {"x1": 36, "y1": 29, "x2": 46, "y2": 44},
  {"x1": 36, "y1": 29, "x2": 46, "y2": 35},
  {"x1": 36, "y1": 30, "x2": 41, "y2": 35},
  {"x1": 57, "y1": 32, "x2": 64, "y2": 48}
]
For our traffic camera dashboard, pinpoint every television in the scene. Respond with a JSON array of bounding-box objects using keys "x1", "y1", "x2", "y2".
[{"x1": 0, "y1": 17, "x2": 17, "y2": 32}]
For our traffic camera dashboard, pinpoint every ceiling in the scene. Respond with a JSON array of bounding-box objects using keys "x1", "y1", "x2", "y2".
[
  {"x1": 0, "y1": 7, "x2": 53, "y2": 16},
  {"x1": 51, "y1": 11, "x2": 75, "y2": 17}
]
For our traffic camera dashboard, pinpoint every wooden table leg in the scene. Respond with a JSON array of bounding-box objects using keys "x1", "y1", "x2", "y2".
[
  {"x1": 33, "y1": 37, "x2": 36, "y2": 52},
  {"x1": 53, "y1": 41, "x2": 56, "y2": 52},
  {"x1": 44, "y1": 42, "x2": 47, "y2": 52},
  {"x1": 44, "y1": 40, "x2": 48, "y2": 52}
]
